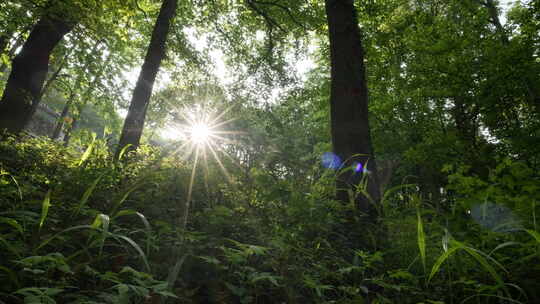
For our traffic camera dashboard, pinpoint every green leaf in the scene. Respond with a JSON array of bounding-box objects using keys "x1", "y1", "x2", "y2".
[
  {"x1": 73, "y1": 173, "x2": 105, "y2": 216},
  {"x1": 37, "y1": 225, "x2": 94, "y2": 250},
  {"x1": 524, "y1": 229, "x2": 540, "y2": 243},
  {"x1": 0, "y1": 265, "x2": 19, "y2": 287},
  {"x1": 110, "y1": 183, "x2": 145, "y2": 216},
  {"x1": 0, "y1": 172, "x2": 23, "y2": 201},
  {"x1": 417, "y1": 207, "x2": 426, "y2": 274},
  {"x1": 458, "y1": 242, "x2": 506, "y2": 289},
  {"x1": 117, "y1": 143, "x2": 132, "y2": 161},
  {"x1": 429, "y1": 239, "x2": 507, "y2": 291},
  {"x1": 428, "y1": 244, "x2": 461, "y2": 284},
  {"x1": 78, "y1": 132, "x2": 97, "y2": 166},
  {"x1": 0, "y1": 216, "x2": 24, "y2": 235},
  {"x1": 112, "y1": 234, "x2": 151, "y2": 272},
  {"x1": 0, "y1": 236, "x2": 21, "y2": 258},
  {"x1": 39, "y1": 190, "x2": 52, "y2": 230}
]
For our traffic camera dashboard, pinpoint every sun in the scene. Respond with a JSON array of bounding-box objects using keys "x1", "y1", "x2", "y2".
[
  {"x1": 157, "y1": 104, "x2": 245, "y2": 231},
  {"x1": 189, "y1": 123, "x2": 212, "y2": 144}
]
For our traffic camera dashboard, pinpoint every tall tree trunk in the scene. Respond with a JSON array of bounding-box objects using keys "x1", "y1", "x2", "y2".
[
  {"x1": 324, "y1": 0, "x2": 380, "y2": 213},
  {"x1": 115, "y1": 0, "x2": 178, "y2": 158},
  {"x1": 0, "y1": 15, "x2": 74, "y2": 134}
]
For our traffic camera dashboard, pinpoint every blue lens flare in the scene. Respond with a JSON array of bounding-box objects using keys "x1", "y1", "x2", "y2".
[
  {"x1": 321, "y1": 152, "x2": 342, "y2": 170},
  {"x1": 353, "y1": 162, "x2": 363, "y2": 173},
  {"x1": 470, "y1": 202, "x2": 521, "y2": 233}
]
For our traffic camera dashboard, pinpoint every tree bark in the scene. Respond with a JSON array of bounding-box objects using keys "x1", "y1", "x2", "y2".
[
  {"x1": 115, "y1": 0, "x2": 178, "y2": 159},
  {"x1": 324, "y1": 0, "x2": 381, "y2": 213},
  {"x1": 0, "y1": 15, "x2": 74, "y2": 134}
]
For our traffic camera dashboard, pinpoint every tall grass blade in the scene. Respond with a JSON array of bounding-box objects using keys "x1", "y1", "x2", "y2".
[
  {"x1": 37, "y1": 225, "x2": 94, "y2": 250},
  {"x1": 428, "y1": 245, "x2": 460, "y2": 284},
  {"x1": 91, "y1": 214, "x2": 110, "y2": 255},
  {"x1": 112, "y1": 234, "x2": 151, "y2": 272},
  {"x1": 110, "y1": 183, "x2": 145, "y2": 216},
  {"x1": 38, "y1": 190, "x2": 52, "y2": 230},
  {"x1": 0, "y1": 217, "x2": 24, "y2": 235},
  {"x1": 524, "y1": 229, "x2": 540, "y2": 243},
  {"x1": 429, "y1": 239, "x2": 507, "y2": 291},
  {"x1": 488, "y1": 242, "x2": 520, "y2": 256},
  {"x1": 136, "y1": 212, "x2": 152, "y2": 256},
  {"x1": 417, "y1": 207, "x2": 426, "y2": 274},
  {"x1": 166, "y1": 254, "x2": 188, "y2": 291},
  {"x1": 1, "y1": 172, "x2": 23, "y2": 201},
  {"x1": 78, "y1": 132, "x2": 97, "y2": 166},
  {"x1": 117, "y1": 143, "x2": 132, "y2": 162},
  {"x1": 113, "y1": 210, "x2": 152, "y2": 256},
  {"x1": 458, "y1": 242, "x2": 506, "y2": 289},
  {"x1": 0, "y1": 236, "x2": 21, "y2": 258},
  {"x1": 73, "y1": 174, "x2": 105, "y2": 216},
  {"x1": 460, "y1": 294, "x2": 524, "y2": 304}
]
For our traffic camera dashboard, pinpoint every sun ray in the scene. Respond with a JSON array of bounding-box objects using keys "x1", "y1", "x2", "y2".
[
  {"x1": 202, "y1": 146, "x2": 210, "y2": 195},
  {"x1": 183, "y1": 145, "x2": 200, "y2": 228},
  {"x1": 160, "y1": 104, "x2": 245, "y2": 224},
  {"x1": 208, "y1": 105, "x2": 234, "y2": 126},
  {"x1": 211, "y1": 117, "x2": 238, "y2": 129},
  {"x1": 205, "y1": 140, "x2": 233, "y2": 183}
]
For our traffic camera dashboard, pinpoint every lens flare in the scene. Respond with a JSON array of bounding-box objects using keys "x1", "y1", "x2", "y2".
[
  {"x1": 354, "y1": 162, "x2": 363, "y2": 173},
  {"x1": 322, "y1": 152, "x2": 342, "y2": 170},
  {"x1": 190, "y1": 123, "x2": 211, "y2": 144}
]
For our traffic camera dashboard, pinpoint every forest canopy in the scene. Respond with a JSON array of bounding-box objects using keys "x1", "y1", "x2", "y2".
[{"x1": 0, "y1": 0, "x2": 539, "y2": 303}]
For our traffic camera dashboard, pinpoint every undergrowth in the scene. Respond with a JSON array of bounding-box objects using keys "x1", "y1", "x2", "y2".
[{"x1": 0, "y1": 135, "x2": 539, "y2": 303}]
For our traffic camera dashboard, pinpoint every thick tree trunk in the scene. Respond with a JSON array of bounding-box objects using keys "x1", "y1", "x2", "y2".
[
  {"x1": 0, "y1": 15, "x2": 74, "y2": 134},
  {"x1": 115, "y1": 0, "x2": 178, "y2": 158},
  {"x1": 324, "y1": 0, "x2": 381, "y2": 213}
]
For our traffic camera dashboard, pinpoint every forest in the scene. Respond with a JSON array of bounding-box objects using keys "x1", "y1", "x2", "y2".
[{"x1": 0, "y1": 0, "x2": 539, "y2": 303}]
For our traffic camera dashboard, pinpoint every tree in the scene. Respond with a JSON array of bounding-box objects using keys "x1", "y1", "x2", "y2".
[
  {"x1": 324, "y1": 0, "x2": 380, "y2": 213},
  {"x1": 116, "y1": 0, "x2": 178, "y2": 158},
  {"x1": 0, "y1": 7, "x2": 75, "y2": 134}
]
